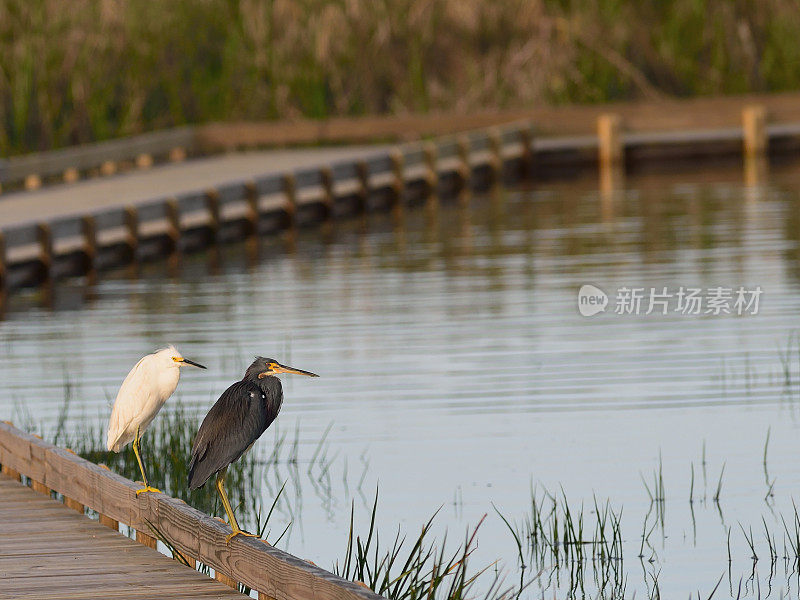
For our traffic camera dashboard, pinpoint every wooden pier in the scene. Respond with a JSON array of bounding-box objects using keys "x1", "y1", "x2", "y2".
[
  {"x1": 1, "y1": 94, "x2": 800, "y2": 296},
  {"x1": 0, "y1": 422, "x2": 383, "y2": 600}
]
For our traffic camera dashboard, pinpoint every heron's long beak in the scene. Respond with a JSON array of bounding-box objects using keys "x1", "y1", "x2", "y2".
[
  {"x1": 180, "y1": 358, "x2": 207, "y2": 369},
  {"x1": 273, "y1": 363, "x2": 318, "y2": 377}
]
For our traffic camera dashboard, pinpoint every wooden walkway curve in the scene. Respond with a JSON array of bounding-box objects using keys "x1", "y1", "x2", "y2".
[{"x1": 0, "y1": 473, "x2": 246, "y2": 599}]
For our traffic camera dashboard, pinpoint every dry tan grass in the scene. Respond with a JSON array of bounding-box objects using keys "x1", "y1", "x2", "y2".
[{"x1": 1, "y1": 0, "x2": 800, "y2": 154}]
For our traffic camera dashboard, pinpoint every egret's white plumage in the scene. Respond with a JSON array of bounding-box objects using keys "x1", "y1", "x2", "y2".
[{"x1": 106, "y1": 345, "x2": 204, "y2": 452}]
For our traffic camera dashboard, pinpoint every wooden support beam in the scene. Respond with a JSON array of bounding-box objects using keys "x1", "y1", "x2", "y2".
[
  {"x1": 37, "y1": 223, "x2": 53, "y2": 277},
  {"x1": 356, "y1": 160, "x2": 370, "y2": 210},
  {"x1": 31, "y1": 479, "x2": 50, "y2": 496},
  {"x1": 215, "y1": 570, "x2": 239, "y2": 590},
  {"x1": 206, "y1": 189, "x2": 220, "y2": 237},
  {"x1": 1, "y1": 463, "x2": 20, "y2": 481},
  {"x1": 124, "y1": 206, "x2": 139, "y2": 256},
  {"x1": 320, "y1": 167, "x2": 335, "y2": 217},
  {"x1": 63, "y1": 496, "x2": 84, "y2": 514},
  {"x1": 99, "y1": 513, "x2": 119, "y2": 531},
  {"x1": 743, "y1": 105, "x2": 768, "y2": 158},
  {"x1": 137, "y1": 529, "x2": 158, "y2": 550},
  {"x1": 282, "y1": 173, "x2": 297, "y2": 224},
  {"x1": 245, "y1": 181, "x2": 260, "y2": 233},
  {"x1": 81, "y1": 215, "x2": 97, "y2": 274},
  {"x1": 165, "y1": 198, "x2": 181, "y2": 249}
]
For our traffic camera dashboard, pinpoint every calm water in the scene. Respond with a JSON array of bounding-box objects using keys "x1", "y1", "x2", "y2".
[{"x1": 3, "y1": 166, "x2": 800, "y2": 598}]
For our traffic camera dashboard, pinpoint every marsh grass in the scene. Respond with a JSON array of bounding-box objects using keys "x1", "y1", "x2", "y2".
[
  {"x1": 335, "y1": 492, "x2": 522, "y2": 600},
  {"x1": 5, "y1": 0, "x2": 800, "y2": 155},
  {"x1": 495, "y1": 486, "x2": 625, "y2": 598}
]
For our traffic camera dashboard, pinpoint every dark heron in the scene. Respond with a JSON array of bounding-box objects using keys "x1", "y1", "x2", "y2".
[{"x1": 188, "y1": 356, "x2": 318, "y2": 543}]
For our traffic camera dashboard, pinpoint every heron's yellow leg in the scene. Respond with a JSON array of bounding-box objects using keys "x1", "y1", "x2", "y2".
[
  {"x1": 215, "y1": 469, "x2": 258, "y2": 544},
  {"x1": 133, "y1": 427, "x2": 161, "y2": 496}
]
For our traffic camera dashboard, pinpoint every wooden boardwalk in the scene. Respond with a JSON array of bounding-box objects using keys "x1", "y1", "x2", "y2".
[
  {"x1": 1, "y1": 95, "x2": 799, "y2": 294},
  {"x1": 0, "y1": 473, "x2": 245, "y2": 599},
  {"x1": 0, "y1": 422, "x2": 383, "y2": 600}
]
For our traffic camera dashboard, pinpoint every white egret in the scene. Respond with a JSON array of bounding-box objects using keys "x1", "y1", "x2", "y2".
[{"x1": 107, "y1": 345, "x2": 206, "y2": 495}]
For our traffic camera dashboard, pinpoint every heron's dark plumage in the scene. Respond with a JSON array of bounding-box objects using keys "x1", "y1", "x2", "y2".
[{"x1": 188, "y1": 358, "x2": 283, "y2": 490}]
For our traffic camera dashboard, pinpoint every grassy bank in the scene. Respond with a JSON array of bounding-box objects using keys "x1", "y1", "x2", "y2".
[{"x1": 2, "y1": 0, "x2": 800, "y2": 155}]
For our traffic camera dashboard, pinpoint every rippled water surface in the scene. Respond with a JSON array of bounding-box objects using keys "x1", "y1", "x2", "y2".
[{"x1": 3, "y1": 166, "x2": 800, "y2": 598}]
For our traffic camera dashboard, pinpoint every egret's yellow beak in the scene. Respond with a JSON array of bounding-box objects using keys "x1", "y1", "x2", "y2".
[{"x1": 174, "y1": 357, "x2": 207, "y2": 369}]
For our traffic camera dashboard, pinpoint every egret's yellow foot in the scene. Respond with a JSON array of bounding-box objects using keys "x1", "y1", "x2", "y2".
[
  {"x1": 135, "y1": 485, "x2": 162, "y2": 495},
  {"x1": 225, "y1": 529, "x2": 259, "y2": 545}
]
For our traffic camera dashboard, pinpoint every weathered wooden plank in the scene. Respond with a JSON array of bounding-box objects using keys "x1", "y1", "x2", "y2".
[
  {"x1": 0, "y1": 423, "x2": 385, "y2": 600},
  {"x1": 0, "y1": 474, "x2": 246, "y2": 600}
]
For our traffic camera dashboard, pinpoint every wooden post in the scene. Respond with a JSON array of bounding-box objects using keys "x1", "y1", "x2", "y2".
[
  {"x1": 63, "y1": 168, "x2": 79, "y2": 183},
  {"x1": 390, "y1": 150, "x2": 405, "y2": 204},
  {"x1": 245, "y1": 181, "x2": 260, "y2": 234},
  {"x1": 37, "y1": 223, "x2": 53, "y2": 279},
  {"x1": 598, "y1": 114, "x2": 623, "y2": 169},
  {"x1": 81, "y1": 215, "x2": 97, "y2": 275},
  {"x1": 282, "y1": 173, "x2": 297, "y2": 226},
  {"x1": 488, "y1": 129, "x2": 503, "y2": 182},
  {"x1": 320, "y1": 167, "x2": 335, "y2": 218},
  {"x1": 356, "y1": 160, "x2": 370, "y2": 211},
  {"x1": 25, "y1": 174, "x2": 42, "y2": 190},
  {"x1": 165, "y1": 198, "x2": 181, "y2": 250},
  {"x1": 206, "y1": 189, "x2": 220, "y2": 238},
  {"x1": 215, "y1": 570, "x2": 238, "y2": 590},
  {"x1": 136, "y1": 529, "x2": 158, "y2": 550},
  {"x1": 743, "y1": 105, "x2": 768, "y2": 158},
  {"x1": 125, "y1": 207, "x2": 139, "y2": 254},
  {"x1": 169, "y1": 147, "x2": 187, "y2": 162},
  {"x1": 136, "y1": 153, "x2": 154, "y2": 169},
  {"x1": 424, "y1": 143, "x2": 438, "y2": 201}
]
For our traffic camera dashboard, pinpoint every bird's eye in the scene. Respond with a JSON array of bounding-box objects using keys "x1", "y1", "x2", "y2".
[
  {"x1": 172, "y1": 356, "x2": 181, "y2": 362},
  {"x1": 269, "y1": 362, "x2": 279, "y2": 371}
]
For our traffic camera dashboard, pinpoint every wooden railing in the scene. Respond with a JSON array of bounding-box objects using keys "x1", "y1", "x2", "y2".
[
  {"x1": 5, "y1": 91, "x2": 800, "y2": 193},
  {"x1": 0, "y1": 421, "x2": 384, "y2": 600}
]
